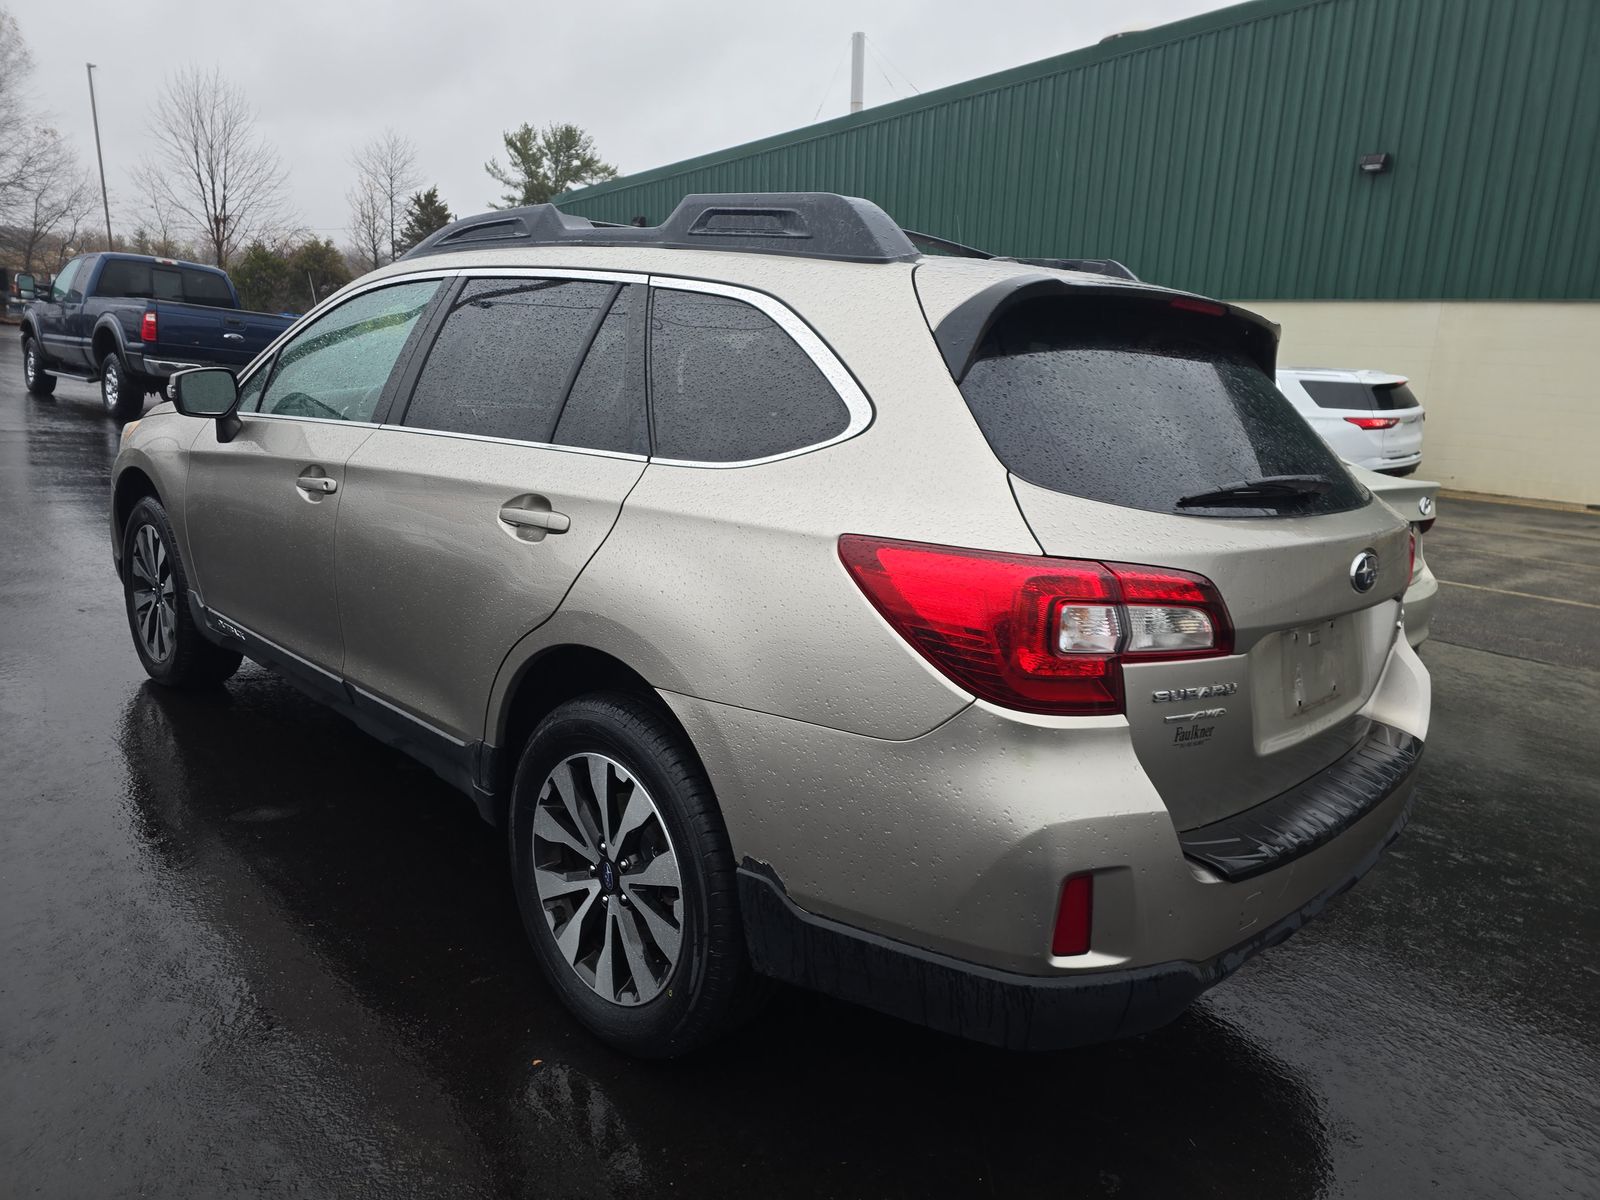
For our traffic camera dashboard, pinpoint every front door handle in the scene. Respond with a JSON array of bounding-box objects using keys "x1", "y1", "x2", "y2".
[
  {"x1": 296, "y1": 474, "x2": 337, "y2": 495},
  {"x1": 498, "y1": 505, "x2": 569, "y2": 534}
]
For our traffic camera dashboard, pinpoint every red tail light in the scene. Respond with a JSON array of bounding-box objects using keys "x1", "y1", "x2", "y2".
[
  {"x1": 140, "y1": 311, "x2": 157, "y2": 343},
  {"x1": 1408, "y1": 531, "x2": 1417, "y2": 583},
  {"x1": 1169, "y1": 297, "x2": 1228, "y2": 317},
  {"x1": 837, "y1": 536, "x2": 1233, "y2": 716},
  {"x1": 1344, "y1": 416, "x2": 1398, "y2": 430},
  {"x1": 1052, "y1": 874, "x2": 1094, "y2": 956}
]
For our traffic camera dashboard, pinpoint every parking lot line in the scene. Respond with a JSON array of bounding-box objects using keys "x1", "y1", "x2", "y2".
[{"x1": 1435, "y1": 579, "x2": 1600, "y2": 610}]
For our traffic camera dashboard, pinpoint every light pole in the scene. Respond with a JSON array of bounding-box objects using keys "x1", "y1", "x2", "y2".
[{"x1": 86, "y1": 63, "x2": 113, "y2": 248}]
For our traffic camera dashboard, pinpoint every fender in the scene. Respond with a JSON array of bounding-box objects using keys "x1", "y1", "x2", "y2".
[{"x1": 91, "y1": 313, "x2": 140, "y2": 374}]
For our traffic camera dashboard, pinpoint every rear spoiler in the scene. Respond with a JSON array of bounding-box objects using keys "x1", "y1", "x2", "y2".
[
  {"x1": 902, "y1": 230, "x2": 1138, "y2": 282},
  {"x1": 932, "y1": 274, "x2": 1281, "y2": 383}
]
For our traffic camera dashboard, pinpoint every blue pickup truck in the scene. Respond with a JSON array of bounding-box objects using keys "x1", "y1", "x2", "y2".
[{"x1": 19, "y1": 252, "x2": 295, "y2": 418}]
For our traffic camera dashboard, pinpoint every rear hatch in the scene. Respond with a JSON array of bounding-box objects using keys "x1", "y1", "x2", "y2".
[
  {"x1": 927, "y1": 278, "x2": 1411, "y2": 830},
  {"x1": 1297, "y1": 373, "x2": 1424, "y2": 468}
]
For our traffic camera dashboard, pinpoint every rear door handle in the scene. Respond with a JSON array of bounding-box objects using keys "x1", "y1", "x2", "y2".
[
  {"x1": 296, "y1": 474, "x2": 337, "y2": 494},
  {"x1": 498, "y1": 505, "x2": 569, "y2": 534}
]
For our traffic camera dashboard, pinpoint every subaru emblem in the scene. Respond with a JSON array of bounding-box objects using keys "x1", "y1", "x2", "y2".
[{"x1": 1349, "y1": 550, "x2": 1380, "y2": 593}]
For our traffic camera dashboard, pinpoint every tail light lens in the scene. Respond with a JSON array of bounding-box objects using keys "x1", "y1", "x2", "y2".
[
  {"x1": 140, "y1": 311, "x2": 158, "y2": 343},
  {"x1": 1345, "y1": 416, "x2": 1399, "y2": 430},
  {"x1": 1052, "y1": 874, "x2": 1094, "y2": 956},
  {"x1": 1408, "y1": 531, "x2": 1417, "y2": 583},
  {"x1": 837, "y1": 535, "x2": 1232, "y2": 716}
]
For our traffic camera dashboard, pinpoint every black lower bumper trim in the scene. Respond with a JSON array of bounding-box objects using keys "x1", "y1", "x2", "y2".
[
  {"x1": 737, "y1": 783, "x2": 1416, "y2": 1051},
  {"x1": 1178, "y1": 722, "x2": 1423, "y2": 881}
]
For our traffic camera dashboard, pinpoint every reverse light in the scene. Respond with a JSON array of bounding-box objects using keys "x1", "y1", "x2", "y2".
[
  {"x1": 837, "y1": 536, "x2": 1233, "y2": 716},
  {"x1": 140, "y1": 311, "x2": 158, "y2": 343},
  {"x1": 1345, "y1": 416, "x2": 1399, "y2": 430},
  {"x1": 1052, "y1": 874, "x2": 1094, "y2": 956}
]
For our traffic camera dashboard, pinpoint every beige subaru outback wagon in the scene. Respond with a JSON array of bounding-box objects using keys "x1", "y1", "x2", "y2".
[{"x1": 107, "y1": 193, "x2": 1430, "y2": 1056}]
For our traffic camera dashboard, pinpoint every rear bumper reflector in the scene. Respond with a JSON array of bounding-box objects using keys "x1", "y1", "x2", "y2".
[{"x1": 1178, "y1": 722, "x2": 1422, "y2": 881}]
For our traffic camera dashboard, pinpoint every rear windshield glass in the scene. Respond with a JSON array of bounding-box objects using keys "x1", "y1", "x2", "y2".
[
  {"x1": 1300, "y1": 379, "x2": 1418, "y2": 411},
  {"x1": 960, "y1": 297, "x2": 1368, "y2": 517},
  {"x1": 97, "y1": 259, "x2": 235, "y2": 308}
]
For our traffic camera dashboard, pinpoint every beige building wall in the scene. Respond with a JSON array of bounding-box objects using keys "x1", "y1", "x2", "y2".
[{"x1": 1232, "y1": 301, "x2": 1600, "y2": 507}]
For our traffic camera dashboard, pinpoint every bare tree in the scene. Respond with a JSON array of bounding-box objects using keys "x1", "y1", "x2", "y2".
[
  {"x1": 136, "y1": 66, "x2": 287, "y2": 268},
  {"x1": 345, "y1": 176, "x2": 387, "y2": 272},
  {"x1": 0, "y1": 9, "x2": 43, "y2": 216},
  {"x1": 350, "y1": 129, "x2": 419, "y2": 264},
  {"x1": 6, "y1": 127, "x2": 94, "y2": 270}
]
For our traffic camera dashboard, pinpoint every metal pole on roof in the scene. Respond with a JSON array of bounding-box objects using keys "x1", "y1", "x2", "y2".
[
  {"x1": 86, "y1": 64, "x2": 114, "y2": 248},
  {"x1": 850, "y1": 32, "x2": 865, "y2": 112}
]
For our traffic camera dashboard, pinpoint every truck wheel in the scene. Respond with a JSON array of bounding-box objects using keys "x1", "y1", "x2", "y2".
[
  {"x1": 100, "y1": 351, "x2": 143, "y2": 420},
  {"x1": 23, "y1": 336, "x2": 57, "y2": 396}
]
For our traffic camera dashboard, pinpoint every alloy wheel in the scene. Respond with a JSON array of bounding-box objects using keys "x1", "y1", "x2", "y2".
[
  {"x1": 25, "y1": 344, "x2": 37, "y2": 386},
  {"x1": 129, "y1": 524, "x2": 176, "y2": 662},
  {"x1": 530, "y1": 752, "x2": 684, "y2": 1006},
  {"x1": 102, "y1": 361, "x2": 120, "y2": 412}
]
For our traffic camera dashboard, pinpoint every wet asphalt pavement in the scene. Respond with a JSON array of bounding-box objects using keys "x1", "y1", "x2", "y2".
[{"x1": 2, "y1": 334, "x2": 1597, "y2": 1199}]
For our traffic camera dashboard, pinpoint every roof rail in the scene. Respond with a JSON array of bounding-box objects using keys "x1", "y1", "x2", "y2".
[{"x1": 401, "y1": 192, "x2": 920, "y2": 264}]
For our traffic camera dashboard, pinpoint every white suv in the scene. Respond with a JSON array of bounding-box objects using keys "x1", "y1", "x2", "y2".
[{"x1": 1277, "y1": 367, "x2": 1425, "y2": 475}]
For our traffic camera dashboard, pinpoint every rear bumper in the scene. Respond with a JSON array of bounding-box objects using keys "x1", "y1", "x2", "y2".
[
  {"x1": 739, "y1": 771, "x2": 1416, "y2": 1050},
  {"x1": 135, "y1": 355, "x2": 206, "y2": 379},
  {"x1": 1403, "y1": 562, "x2": 1438, "y2": 646},
  {"x1": 669, "y1": 631, "x2": 1429, "y2": 1046}
]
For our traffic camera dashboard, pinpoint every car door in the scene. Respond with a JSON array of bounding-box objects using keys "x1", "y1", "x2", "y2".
[
  {"x1": 35, "y1": 257, "x2": 84, "y2": 365},
  {"x1": 335, "y1": 273, "x2": 648, "y2": 740},
  {"x1": 61, "y1": 255, "x2": 100, "y2": 367},
  {"x1": 184, "y1": 277, "x2": 447, "y2": 674}
]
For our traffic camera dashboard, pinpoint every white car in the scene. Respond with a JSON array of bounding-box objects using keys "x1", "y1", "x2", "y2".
[{"x1": 1277, "y1": 368, "x2": 1425, "y2": 475}]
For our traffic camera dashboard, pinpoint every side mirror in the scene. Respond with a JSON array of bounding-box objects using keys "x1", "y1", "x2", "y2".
[
  {"x1": 171, "y1": 367, "x2": 242, "y2": 442},
  {"x1": 15, "y1": 273, "x2": 33, "y2": 298}
]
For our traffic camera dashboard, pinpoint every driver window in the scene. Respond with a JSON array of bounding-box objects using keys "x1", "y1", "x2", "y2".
[
  {"x1": 50, "y1": 258, "x2": 84, "y2": 302},
  {"x1": 257, "y1": 279, "x2": 440, "y2": 422}
]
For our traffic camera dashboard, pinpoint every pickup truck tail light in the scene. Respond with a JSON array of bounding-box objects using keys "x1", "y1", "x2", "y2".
[
  {"x1": 837, "y1": 535, "x2": 1233, "y2": 716},
  {"x1": 1344, "y1": 416, "x2": 1398, "y2": 430},
  {"x1": 140, "y1": 311, "x2": 158, "y2": 343}
]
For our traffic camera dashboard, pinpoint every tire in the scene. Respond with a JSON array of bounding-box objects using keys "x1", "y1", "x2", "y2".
[
  {"x1": 22, "y1": 336, "x2": 56, "y2": 396},
  {"x1": 121, "y1": 496, "x2": 242, "y2": 688},
  {"x1": 508, "y1": 692, "x2": 762, "y2": 1057},
  {"x1": 100, "y1": 350, "x2": 144, "y2": 420}
]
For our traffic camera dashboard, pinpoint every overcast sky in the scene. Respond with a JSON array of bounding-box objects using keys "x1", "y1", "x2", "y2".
[{"x1": 14, "y1": 0, "x2": 1228, "y2": 247}]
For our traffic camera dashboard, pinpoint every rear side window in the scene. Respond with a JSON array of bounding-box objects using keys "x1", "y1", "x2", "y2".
[
  {"x1": 1300, "y1": 379, "x2": 1419, "y2": 411},
  {"x1": 960, "y1": 297, "x2": 1367, "y2": 517},
  {"x1": 403, "y1": 278, "x2": 617, "y2": 444},
  {"x1": 649, "y1": 289, "x2": 848, "y2": 462},
  {"x1": 97, "y1": 260, "x2": 235, "y2": 308}
]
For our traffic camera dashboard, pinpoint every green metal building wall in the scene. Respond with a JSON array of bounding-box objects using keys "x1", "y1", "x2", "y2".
[{"x1": 559, "y1": 0, "x2": 1600, "y2": 301}]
